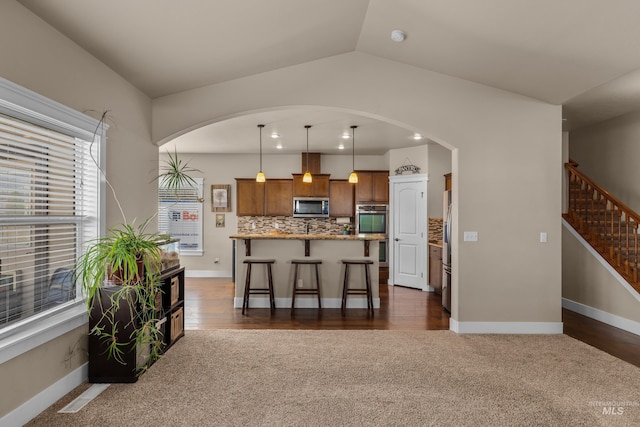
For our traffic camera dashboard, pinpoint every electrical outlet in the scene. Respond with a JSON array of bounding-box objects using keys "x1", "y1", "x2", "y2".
[{"x1": 540, "y1": 232, "x2": 547, "y2": 243}]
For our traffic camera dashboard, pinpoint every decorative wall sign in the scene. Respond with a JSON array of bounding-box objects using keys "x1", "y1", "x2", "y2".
[
  {"x1": 394, "y1": 158, "x2": 421, "y2": 175},
  {"x1": 215, "y1": 214, "x2": 225, "y2": 228},
  {"x1": 211, "y1": 184, "x2": 231, "y2": 212}
]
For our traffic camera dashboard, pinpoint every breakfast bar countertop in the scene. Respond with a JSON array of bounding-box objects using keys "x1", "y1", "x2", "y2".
[{"x1": 230, "y1": 233, "x2": 386, "y2": 241}]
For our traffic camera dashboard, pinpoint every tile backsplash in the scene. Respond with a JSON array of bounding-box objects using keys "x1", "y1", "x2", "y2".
[
  {"x1": 428, "y1": 217, "x2": 443, "y2": 242},
  {"x1": 237, "y1": 216, "x2": 349, "y2": 235}
]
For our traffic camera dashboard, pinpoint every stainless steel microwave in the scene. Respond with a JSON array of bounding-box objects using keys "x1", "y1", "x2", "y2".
[{"x1": 292, "y1": 197, "x2": 330, "y2": 218}]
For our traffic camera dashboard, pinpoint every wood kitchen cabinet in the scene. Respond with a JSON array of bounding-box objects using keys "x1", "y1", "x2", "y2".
[
  {"x1": 292, "y1": 174, "x2": 330, "y2": 197},
  {"x1": 355, "y1": 170, "x2": 389, "y2": 204},
  {"x1": 329, "y1": 179, "x2": 354, "y2": 217},
  {"x1": 236, "y1": 179, "x2": 265, "y2": 216},
  {"x1": 236, "y1": 178, "x2": 292, "y2": 216},
  {"x1": 428, "y1": 244, "x2": 443, "y2": 294},
  {"x1": 265, "y1": 179, "x2": 292, "y2": 216}
]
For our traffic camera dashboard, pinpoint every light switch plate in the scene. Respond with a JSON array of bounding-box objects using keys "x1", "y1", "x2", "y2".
[
  {"x1": 463, "y1": 231, "x2": 478, "y2": 242},
  {"x1": 540, "y1": 232, "x2": 547, "y2": 243}
]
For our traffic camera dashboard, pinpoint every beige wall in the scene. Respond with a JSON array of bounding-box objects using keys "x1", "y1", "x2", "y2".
[
  {"x1": 0, "y1": 326, "x2": 87, "y2": 416},
  {"x1": 569, "y1": 111, "x2": 640, "y2": 213},
  {"x1": 563, "y1": 226, "x2": 640, "y2": 323},
  {"x1": 0, "y1": 1, "x2": 156, "y2": 420},
  {"x1": 154, "y1": 52, "x2": 563, "y2": 326}
]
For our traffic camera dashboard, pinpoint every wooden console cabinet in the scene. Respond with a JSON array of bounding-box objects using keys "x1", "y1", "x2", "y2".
[{"x1": 88, "y1": 267, "x2": 185, "y2": 383}]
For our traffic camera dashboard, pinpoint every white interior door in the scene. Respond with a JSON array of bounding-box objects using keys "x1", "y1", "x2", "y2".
[{"x1": 390, "y1": 175, "x2": 427, "y2": 290}]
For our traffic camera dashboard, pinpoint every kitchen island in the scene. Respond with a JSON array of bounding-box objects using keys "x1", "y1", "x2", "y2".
[{"x1": 230, "y1": 233, "x2": 385, "y2": 309}]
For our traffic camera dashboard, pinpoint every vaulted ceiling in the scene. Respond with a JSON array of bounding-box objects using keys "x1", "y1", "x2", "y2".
[{"x1": 18, "y1": 0, "x2": 640, "y2": 153}]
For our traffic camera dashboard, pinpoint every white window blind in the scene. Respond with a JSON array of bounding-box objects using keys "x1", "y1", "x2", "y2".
[
  {"x1": 158, "y1": 177, "x2": 203, "y2": 256},
  {"x1": 0, "y1": 113, "x2": 99, "y2": 329}
]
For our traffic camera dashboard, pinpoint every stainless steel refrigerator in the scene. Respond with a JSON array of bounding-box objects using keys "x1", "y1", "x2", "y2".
[{"x1": 442, "y1": 190, "x2": 452, "y2": 312}]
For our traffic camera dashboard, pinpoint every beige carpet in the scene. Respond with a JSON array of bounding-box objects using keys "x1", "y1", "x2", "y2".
[{"x1": 27, "y1": 330, "x2": 640, "y2": 426}]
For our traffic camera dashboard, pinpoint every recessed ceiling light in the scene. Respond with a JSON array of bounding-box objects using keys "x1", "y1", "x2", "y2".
[
  {"x1": 413, "y1": 133, "x2": 423, "y2": 140},
  {"x1": 391, "y1": 30, "x2": 406, "y2": 43},
  {"x1": 338, "y1": 144, "x2": 345, "y2": 150},
  {"x1": 276, "y1": 143, "x2": 283, "y2": 149},
  {"x1": 342, "y1": 133, "x2": 350, "y2": 139},
  {"x1": 271, "y1": 132, "x2": 279, "y2": 139}
]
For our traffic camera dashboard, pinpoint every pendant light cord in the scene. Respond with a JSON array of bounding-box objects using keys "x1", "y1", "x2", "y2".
[{"x1": 259, "y1": 124, "x2": 264, "y2": 170}]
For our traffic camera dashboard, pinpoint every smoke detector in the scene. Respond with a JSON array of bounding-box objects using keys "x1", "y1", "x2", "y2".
[{"x1": 391, "y1": 30, "x2": 406, "y2": 42}]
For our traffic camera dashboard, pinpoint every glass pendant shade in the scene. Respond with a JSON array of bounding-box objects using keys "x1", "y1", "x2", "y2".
[
  {"x1": 256, "y1": 124, "x2": 265, "y2": 182},
  {"x1": 348, "y1": 171, "x2": 358, "y2": 183},
  {"x1": 303, "y1": 125, "x2": 312, "y2": 183}
]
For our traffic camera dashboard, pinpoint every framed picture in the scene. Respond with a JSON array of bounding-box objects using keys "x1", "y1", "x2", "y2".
[
  {"x1": 211, "y1": 184, "x2": 231, "y2": 212},
  {"x1": 215, "y1": 214, "x2": 225, "y2": 228}
]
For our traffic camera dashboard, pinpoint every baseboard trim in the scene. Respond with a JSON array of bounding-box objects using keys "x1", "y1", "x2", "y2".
[
  {"x1": 449, "y1": 319, "x2": 563, "y2": 334},
  {"x1": 233, "y1": 297, "x2": 381, "y2": 309},
  {"x1": 185, "y1": 270, "x2": 231, "y2": 278},
  {"x1": 1, "y1": 362, "x2": 87, "y2": 427},
  {"x1": 562, "y1": 298, "x2": 640, "y2": 336}
]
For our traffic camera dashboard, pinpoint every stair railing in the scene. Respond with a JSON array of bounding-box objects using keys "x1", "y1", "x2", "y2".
[{"x1": 565, "y1": 162, "x2": 640, "y2": 291}]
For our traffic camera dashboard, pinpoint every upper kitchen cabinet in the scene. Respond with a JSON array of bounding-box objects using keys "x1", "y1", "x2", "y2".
[
  {"x1": 236, "y1": 179, "x2": 265, "y2": 216},
  {"x1": 292, "y1": 174, "x2": 330, "y2": 197},
  {"x1": 236, "y1": 178, "x2": 292, "y2": 216},
  {"x1": 329, "y1": 179, "x2": 354, "y2": 217},
  {"x1": 355, "y1": 170, "x2": 389, "y2": 204},
  {"x1": 265, "y1": 179, "x2": 293, "y2": 216}
]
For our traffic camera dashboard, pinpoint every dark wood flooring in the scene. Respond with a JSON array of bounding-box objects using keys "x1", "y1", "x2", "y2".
[{"x1": 184, "y1": 277, "x2": 640, "y2": 368}]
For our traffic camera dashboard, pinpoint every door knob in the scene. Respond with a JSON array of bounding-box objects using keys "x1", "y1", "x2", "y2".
[{"x1": 394, "y1": 238, "x2": 399, "y2": 241}]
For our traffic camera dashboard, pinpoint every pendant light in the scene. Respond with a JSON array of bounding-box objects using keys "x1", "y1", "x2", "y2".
[
  {"x1": 348, "y1": 125, "x2": 358, "y2": 183},
  {"x1": 302, "y1": 125, "x2": 313, "y2": 183},
  {"x1": 256, "y1": 124, "x2": 266, "y2": 182}
]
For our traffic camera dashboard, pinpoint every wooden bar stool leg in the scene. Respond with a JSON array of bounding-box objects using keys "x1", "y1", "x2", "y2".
[
  {"x1": 341, "y1": 263, "x2": 349, "y2": 316},
  {"x1": 291, "y1": 263, "x2": 299, "y2": 310},
  {"x1": 267, "y1": 263, "x2": 275, "y2": 311},
  {"x1": 314, "y1": 264, "x2": 322, "y2": 309},
  {"x1": 365, "y1": 263, "x2": 373, "y2": 317},
  {"x1": 242, "y1": 262, "x2": 252, "y2": 315}
]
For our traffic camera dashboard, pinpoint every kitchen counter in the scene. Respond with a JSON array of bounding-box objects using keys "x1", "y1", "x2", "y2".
[
  {"x1": 230, "y1": 233, "x2": 386, "y2": 240},
  {"x1": 230, "y1": 234, "x2": 381, "y2": 310},
  {"x1": 429, "y1": 240, "x2": 444, "y2": 248},
  {"x1": 231, "y1": 233, "x2": 385, "y2": 257}
]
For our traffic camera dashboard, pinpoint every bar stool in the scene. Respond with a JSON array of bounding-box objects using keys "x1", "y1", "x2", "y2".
[
  {"x1": 341, "y1": 259, "x2": 374, "y2": 317},
  {"x1": 242, "y1": 258, "x2": 276, "y2": 314},
  {"x1": 290, "y1": 259, "x2": 322, "y2": 310}
]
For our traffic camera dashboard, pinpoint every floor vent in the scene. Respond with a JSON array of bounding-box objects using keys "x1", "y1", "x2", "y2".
[{"x1": 58, "y1": 383, "x2": 110, "y2": 413}]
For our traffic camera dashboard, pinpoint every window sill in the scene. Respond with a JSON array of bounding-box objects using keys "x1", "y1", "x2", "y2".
[{"x1": 0, "y1": 303, "x2": 88, "y2": 365}]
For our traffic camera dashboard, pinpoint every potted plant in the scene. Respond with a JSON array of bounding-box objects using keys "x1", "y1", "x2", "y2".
[
  {"x1": 78, "y1": 118, "x2": 200, "y2": 377},
  {"x1": 342, "y1": 224, "x2": 352, "y2": 235}
]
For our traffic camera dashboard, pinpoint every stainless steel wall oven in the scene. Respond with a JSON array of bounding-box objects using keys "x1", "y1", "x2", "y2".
[{"x1": 355, "y1": 204, "x2": 388, "y2": 267}]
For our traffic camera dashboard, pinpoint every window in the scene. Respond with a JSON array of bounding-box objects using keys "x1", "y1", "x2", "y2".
[
  {"x1": 0, "y1": 77, "x2": 103, "y2": 336},
  {"x1": 158, "y1": 177, "x2": 203, "y2": 256}
]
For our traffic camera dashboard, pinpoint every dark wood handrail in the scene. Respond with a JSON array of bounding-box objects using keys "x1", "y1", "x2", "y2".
[{"x1": 565, "y1": 162, "x2": 640, "y2": 291}]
